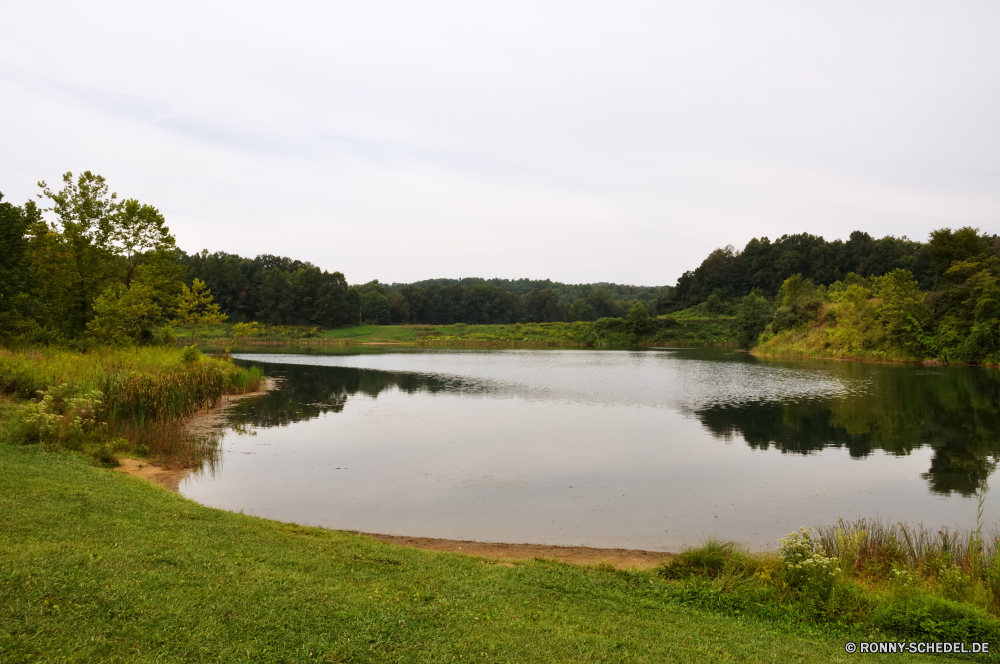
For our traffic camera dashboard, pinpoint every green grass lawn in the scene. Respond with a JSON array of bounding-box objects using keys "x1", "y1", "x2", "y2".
[
  {"x1": 0, "y1": 442, "x2": 976, "y2": 663},
  {"x1": 184, "y1": 319, "x2": 738, "y2": 348},
  {"x1": 317, "y1": 325, "x2": 422, "y2": 343}
]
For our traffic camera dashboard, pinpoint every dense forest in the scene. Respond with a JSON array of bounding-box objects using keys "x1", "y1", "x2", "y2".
[
  {"x1": 2, "y1": 171, "x2": 999, "y2": 364},
  {"x1": 669, "y1": 231, "x2": 1000, "y2": 308},
  {"x1": 180, "y1": 250, "x2": 665, "y2": 327}
]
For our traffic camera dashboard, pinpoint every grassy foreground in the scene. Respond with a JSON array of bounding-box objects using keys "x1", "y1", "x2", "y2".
[{"x1": 0, "y1": 443, "x2": 965, "y2": 664}]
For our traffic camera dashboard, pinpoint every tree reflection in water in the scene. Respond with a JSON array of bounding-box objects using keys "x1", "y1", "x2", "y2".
[
  {"x1": 695, "y1": 362, "x2": 1000, "y2": 496},
  {"x1": 226, "y1": 362, "x2": 492, "y2": 429},
  {"x1": 231, "y1": 357, "x2": 1000, "y2": 498}
]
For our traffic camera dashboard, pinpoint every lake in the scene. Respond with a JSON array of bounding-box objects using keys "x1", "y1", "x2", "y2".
[{"x1": 180, "y1": 347, "x2": 1000, "y2": 551}]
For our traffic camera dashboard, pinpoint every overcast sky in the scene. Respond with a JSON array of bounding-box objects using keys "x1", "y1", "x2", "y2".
[{"x1": 2, "y1": 1, "x2": 998, "y2": 286}]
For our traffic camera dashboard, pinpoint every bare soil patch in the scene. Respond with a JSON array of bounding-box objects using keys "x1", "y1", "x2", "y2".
[
  {"x1": 364, "y1": 533, "x2": 673, "y2": 570},
  {"x1": 116, "y1": 458, "x2": 190, "y2": 493}
]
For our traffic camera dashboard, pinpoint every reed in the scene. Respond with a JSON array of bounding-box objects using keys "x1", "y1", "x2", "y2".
[
  {"x1": 0, "y1": 346, "x2": 263, "y2": 424},
  {"x1": 815, "y1": 517, "x2": 1000, "y2": 573},
  {"x1": 0, "y1": 345, "x2": 264, "y2": 465}
]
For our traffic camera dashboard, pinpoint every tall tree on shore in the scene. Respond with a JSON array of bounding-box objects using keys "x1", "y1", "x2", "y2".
[
  {"x1": 36, "y1": 172, "x2": 121, "y2": 335},
  {"x1": 0, "y1": 193, "x2": 41, "y2": 335},
  {"x1": 173, "y1": 278, "x2": 227, "y2": 340}
]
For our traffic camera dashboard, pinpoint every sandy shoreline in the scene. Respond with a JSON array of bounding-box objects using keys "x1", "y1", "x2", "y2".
[
  {"x1": 362, "y1": 533, "x2": 672, "y2": 569},
  {"x1": 114, "y1": 375, "x2": 673, "y2": 569},
  {"x1": 115, "y1": 376, "x2": 280, "y2": 491}
]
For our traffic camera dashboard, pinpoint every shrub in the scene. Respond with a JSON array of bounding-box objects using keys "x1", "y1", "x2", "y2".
[
  {"x1": 91, "y1": 439, "x2": 124, "y2": 467},
  {"x1": 660, "y1": 538, "x2": 741, "y2": 579},
  {"x1": 779, "y1": 528, "x2": 841, "y2": 599},
  {"x1": 875, "y1": 592, "x2": 999, "y2": 643},
  {"x1": 180, "y1": 345, "x2": 201, "y2": 364},
  {"x1": 17, "y1": 384, "x2": 105, "y2": 450}
]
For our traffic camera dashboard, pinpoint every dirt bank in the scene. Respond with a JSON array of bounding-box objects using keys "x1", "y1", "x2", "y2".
[
  {"x1": 363, "y1": 533, "x2": 673, "y2": 570},
  {"x1": 115, "y1": 376, "x2": 279, "y2": 489}
]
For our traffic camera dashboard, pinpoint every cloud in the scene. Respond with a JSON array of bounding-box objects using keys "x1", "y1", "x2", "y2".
[{"x1": 1, "y1": 0, "x2": 998, "y2": 285}]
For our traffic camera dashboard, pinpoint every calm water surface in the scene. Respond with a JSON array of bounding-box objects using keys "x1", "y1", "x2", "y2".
[{"x1": 180, "y1": 347, "x2": 1000, "y2": 551}]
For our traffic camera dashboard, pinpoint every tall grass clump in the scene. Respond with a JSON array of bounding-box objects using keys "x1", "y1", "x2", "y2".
[
  {"x1": 0, "y1": 346, "x2": 264, "y2": 464},
  {"x1": 814, "y1": 517, "x2": 1000, "y2": 578},
  {"x1": 657, "y1": 525, "x2": 1000, "y2": 643},
  {"x1": 100, "y1": 361, "x2": 264, "y2": 427}
]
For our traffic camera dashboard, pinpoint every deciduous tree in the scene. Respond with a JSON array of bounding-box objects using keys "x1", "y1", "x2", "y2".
[{"x1": 173, "y1": 278, "x2": 227, "y2": 340}]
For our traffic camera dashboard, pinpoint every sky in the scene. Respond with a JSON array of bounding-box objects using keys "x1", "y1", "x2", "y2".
[{"x1": 1, "y1": 1, "x2": 998, "y2": 286}]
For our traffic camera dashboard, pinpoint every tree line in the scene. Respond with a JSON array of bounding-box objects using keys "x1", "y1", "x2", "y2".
[
  {"x1": 666, "y1": 230, "x2": 998, "y2": 311},
  {"x1": 2, "y1": 171, "x2": 998, "y2": 357},
  {"x1": 180, "y1": 253, "x2": 666, "y2": 326},
  {"x1": 0, "y1": 172, "x2": 669, "y2": 343},
  {"x1": 729, "y1": 228, "x2": 1000, "y2": 364}
]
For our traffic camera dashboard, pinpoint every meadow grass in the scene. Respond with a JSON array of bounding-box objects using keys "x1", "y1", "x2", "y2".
[
  {"x1": 753, "y1": 312, "x2": 924, "y2": 364},
  {"x1": 657, "y1": 524, "x2": 1000, "y2": 650},
  {"x1": 0, "y1": 346, "x2": 264, "y2": 466},
  {"x1": 0, "y1": 441, "x2": 969, "y2": 663},
  {"x1": 0, "y1": 346, "x2": 264, "y2": 427},
  {"x1": 186, "y1": 316, "x2": 738, "y2": 348}
]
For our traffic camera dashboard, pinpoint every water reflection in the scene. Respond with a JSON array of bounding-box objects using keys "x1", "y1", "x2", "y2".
[
  {"x1": 180, "y1": 349, "x2": 1000, "y2": 549},
  {"x1": 695, "y1": 363, "x2": 1000, "y2": 496},
  {"x1": 227, "y1": 365, "x2": 494, "y2": 428},
  {"x1": 229, "y1": 355, "x2": 1000, "y2": 498}
]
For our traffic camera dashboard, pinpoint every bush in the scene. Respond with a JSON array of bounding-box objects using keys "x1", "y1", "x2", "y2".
[
  {"x1": 735, "y1": 293, "x2": 772, "y2": 348},
  {"x1": 779, "y1": 528, "x2": 841, "y2": 600},
  {"x1": 876, "y1": 592, "x2": 999, "y2": 643},
  {"x1": 660, "y1": 538, "x2": 741, "y2": 580},
  {"x1": 91, "y1": 439, "x2": 123, "y2": 467},
  {"x1": 180, "y1": 345, "x2": 201, "y2": 364},
  {"x1": 16, "y1": 384, "x2": 105, "y2": 450}
]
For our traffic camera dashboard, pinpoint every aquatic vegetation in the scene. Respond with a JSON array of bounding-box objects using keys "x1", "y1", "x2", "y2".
[
  {"x1": 0, "y1": 345, "x2": 264, "y2": 464},
  {"x1": 657, "y1": 519, "x2": 1000, "y2": 643},
  {"x1": 660, "y1": 537, "x2": 742, "y2": 579}
]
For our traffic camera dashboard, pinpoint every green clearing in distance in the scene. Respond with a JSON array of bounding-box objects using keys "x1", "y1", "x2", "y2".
[{"x1": 173, "y1": 314, "x2": 739, "y2": 348}]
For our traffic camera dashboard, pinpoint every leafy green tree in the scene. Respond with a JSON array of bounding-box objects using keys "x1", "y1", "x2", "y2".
[
  {"x1": 360, "y1": 291, "x2": 391, "y2": 324},
  {"x1": 701, "y1": 292, "x2": 730, "y2": 316},
  {"x1": 462, "y1": 284, "x2": 520, "y2": 324},
  {"x1": 111, "y1": 199, "x2": 177, "y2": 289},
  {"x1": 35, "y1": 172, "x2": 183, "y2": 337},
  {"x1": 625, "y1": 302, "x2": 655, "y2": 335},
  {"x1": 311, "y1": 270, "x2": 355, "y2": 327},
  {"x1": 770, "y1": 275, "x2": 822, "y2": 333},
  {"x1": 778, "y1": 274, "x2": 818, "y2": 308},
  {"x1": 734, "y1": 293, "x2": 772, "y2": 348},
  {"x1": 36, "y1": 172, "x2": 122, "y2": 335},
  {"x1": 872, "y1": 269, "x2": 925, "y2": 354},
  {"x1": 0, "y1": 193, "x2": 41, "y2": 336},
  {"x1": 834, "y1": 284, "x2": 876, "y2": 350},
  {"x1": 569, "y1": 298, "x2": 595, "y2": 322},
  {"x1": 652, "y1": 287, "x2": 678, "y2": 315},
  {"x1": 399, "y1": 285, "x2": 428, "y2": 323},
  {"x1": 257, "y1": 270, "x2": 296, "y2": 325},
  {"x1": 348, "y1": 281, "x2": 390, "y2": 325},
  {"x1": 522, "y1": 289, "x2": 566, "y2": 322},
  {"x1": 87, "y1": 282, "x2": 163, "y2": 345},
  {"x1": 173, "y1": 278, "x2": 227, "y2": 339},
  {"x1": 584, "y1": 288, "x2": 616, "y2": 318},
  {"x1": 925, "y1": 227, "x2": 992, "y2": 286},
  {"x1": 938, "y1": 257, "x2": 1000, "y2": 362}
]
